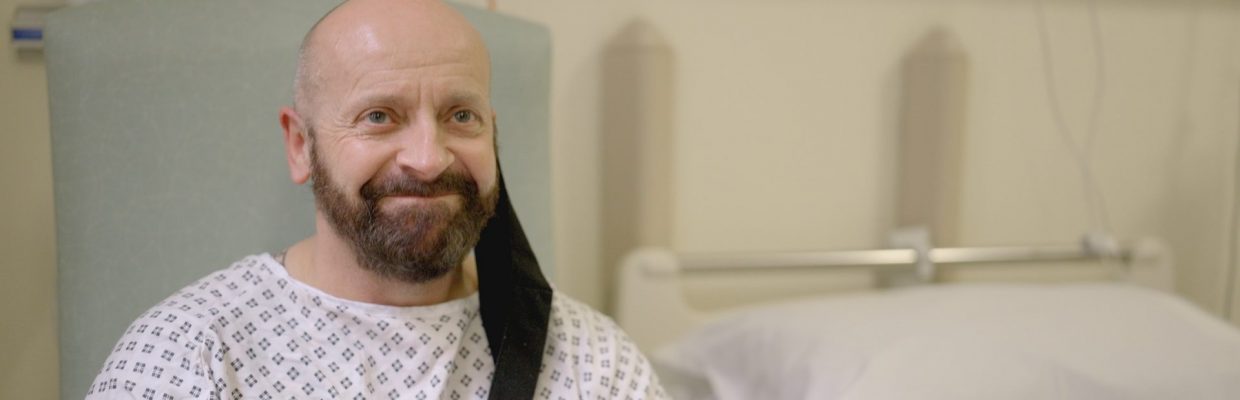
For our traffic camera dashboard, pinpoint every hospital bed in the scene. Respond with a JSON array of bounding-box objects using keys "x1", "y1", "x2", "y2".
[
  {"x1": 608, "y1": 23, "x2": 1240, "y2": 399},
  {"x1": 615, "y1": 240, "x2": 1240, "y2": 399}
]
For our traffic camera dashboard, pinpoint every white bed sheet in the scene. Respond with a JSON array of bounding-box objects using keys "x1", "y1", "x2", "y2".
[{"x1": 654, "y1": 283, "x2": 1240, "y2": 400}]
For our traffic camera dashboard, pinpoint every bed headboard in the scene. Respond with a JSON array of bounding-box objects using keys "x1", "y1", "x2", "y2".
[{"x1": 45, "y1": 1, "x2": 551, "y2": 398}]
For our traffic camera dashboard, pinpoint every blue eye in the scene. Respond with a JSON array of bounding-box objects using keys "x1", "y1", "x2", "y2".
[
  {"x1": 452, "y1": 110, "x2": 475, "y2": 124},
  {"x1": 365, "y1": 111, "x2": 390, "y2": 124}
]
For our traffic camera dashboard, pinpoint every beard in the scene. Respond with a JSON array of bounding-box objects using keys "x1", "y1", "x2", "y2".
[{"x1": 309, "y1": 142, "x2": 497, "y2": 284}]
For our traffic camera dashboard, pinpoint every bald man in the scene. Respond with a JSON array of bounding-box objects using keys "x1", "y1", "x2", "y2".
[{"x1": 85, "y1": 1, "x2": 665, "y2": 399}]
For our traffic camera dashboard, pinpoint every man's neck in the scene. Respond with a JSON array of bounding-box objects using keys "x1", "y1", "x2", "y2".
[{"x1": 281, "y1": 218, "x2": 478, "y2": 307}]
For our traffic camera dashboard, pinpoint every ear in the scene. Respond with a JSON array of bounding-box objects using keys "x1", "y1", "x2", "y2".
[
  {"x1": 490, "y1": 110, "x2": 499, "y2": 147},
  {"x1": 280, "y1": 107, "x2": 313, "y2": 185}
]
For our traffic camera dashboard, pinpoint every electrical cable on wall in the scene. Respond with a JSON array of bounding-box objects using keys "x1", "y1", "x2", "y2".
[{"x1": 1033, "y1": 0, "x2": 1117, "y2": 256}]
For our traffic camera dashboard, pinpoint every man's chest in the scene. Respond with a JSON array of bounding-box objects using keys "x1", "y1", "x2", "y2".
[{"x1": 210, "y1": 301, "x2": 496, "y2": 399}]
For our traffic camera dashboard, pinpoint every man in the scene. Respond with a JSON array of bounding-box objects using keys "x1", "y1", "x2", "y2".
[{"x1": 85, "y1": 0, "x2": 665, "y2": 398}]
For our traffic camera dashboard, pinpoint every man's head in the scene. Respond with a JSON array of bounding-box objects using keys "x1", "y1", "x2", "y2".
[{"x1": 279, "y1": 0, "x2": 499, "y2": 283}]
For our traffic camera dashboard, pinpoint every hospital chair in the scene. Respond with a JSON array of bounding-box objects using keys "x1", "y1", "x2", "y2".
[{"x1": 44, "y1": 1, "x2": 552, "y2": 398}]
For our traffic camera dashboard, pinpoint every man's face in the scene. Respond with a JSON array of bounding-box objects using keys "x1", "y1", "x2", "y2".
[{"x1": 297, "y1": 7, "x2": 499, "y2": 283}]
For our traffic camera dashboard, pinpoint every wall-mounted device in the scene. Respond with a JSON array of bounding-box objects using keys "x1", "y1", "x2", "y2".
[{"x1": 10, "y1": 5, "x2": 62, "y2": 50}]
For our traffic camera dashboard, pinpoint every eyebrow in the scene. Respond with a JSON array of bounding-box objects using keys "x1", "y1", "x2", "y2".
[
  {"x1": 349, "y1": 93, "x2": 412, "y2": 110},
  {"x1": 441, "y1": 91, "x2": 487, "y2": 108}
]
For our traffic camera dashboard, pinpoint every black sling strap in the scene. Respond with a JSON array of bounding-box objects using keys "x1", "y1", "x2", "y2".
[{"x1": 475, "y1": 165, "x2": 554, "y2": 400}]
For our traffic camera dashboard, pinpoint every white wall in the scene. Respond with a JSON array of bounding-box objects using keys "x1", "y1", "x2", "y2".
[{"x1": 952, "y1": 1, "x2": 1240, "y2": 318}]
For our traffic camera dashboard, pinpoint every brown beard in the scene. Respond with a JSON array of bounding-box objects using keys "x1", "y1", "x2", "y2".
[{"x1": 309, "y1": 138, "x2": 497, "y2": 284}]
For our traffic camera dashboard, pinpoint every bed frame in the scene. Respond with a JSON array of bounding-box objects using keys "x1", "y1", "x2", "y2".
[{"x1": 615, "y1": 238, "x2": 1173, "y2": 352}]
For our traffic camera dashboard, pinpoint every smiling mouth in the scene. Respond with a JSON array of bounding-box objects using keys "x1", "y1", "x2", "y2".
[
  {"x1": 379, "y1": 193, "x2": 461, "y2": 204},
  {"x1": 386, "y1": 193, "x2": 456, "y2": 198}
]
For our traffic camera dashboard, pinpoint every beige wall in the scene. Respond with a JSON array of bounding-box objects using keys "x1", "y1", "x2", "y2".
[
  {"x1": 0, "y1": 1, "x2": 60, "y2": 399},
  {"x1": 607, "y1": 0, "x2": 1240, "y2": 318}
]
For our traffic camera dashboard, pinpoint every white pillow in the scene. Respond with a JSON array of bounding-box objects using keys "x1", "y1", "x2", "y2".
[{"x1": 655, "y1": 283, "x2": 1240, "y2": 400}]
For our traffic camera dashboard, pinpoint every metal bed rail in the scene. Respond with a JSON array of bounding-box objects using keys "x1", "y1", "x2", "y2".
[{"x1": 677, "y1": 244, "x2": 1132, "y2": 273}]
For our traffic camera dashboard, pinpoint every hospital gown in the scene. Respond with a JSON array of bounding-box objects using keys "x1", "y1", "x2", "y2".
[{"x1": 86, "y1": 254, "x2": 666, "y2": 400}]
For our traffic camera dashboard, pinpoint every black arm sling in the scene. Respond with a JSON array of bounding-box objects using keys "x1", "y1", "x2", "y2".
[{"x1": 475, "y1": 164, "x2": 554, "y2": 400}]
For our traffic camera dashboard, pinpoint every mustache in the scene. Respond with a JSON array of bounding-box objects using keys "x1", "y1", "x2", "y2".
[{"x1": 360, "y1": 170, "x2": 479, "y2": 201}]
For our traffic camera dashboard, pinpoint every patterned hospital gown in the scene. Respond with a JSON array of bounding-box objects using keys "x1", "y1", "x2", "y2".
[{"x1": 86, "y1": 254, "x2": 665, "y2": 399}]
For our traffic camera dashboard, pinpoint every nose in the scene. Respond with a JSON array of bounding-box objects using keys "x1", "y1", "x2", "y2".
[{"x1": 394, "y1": 119, "x2": 454, "y2": 181}]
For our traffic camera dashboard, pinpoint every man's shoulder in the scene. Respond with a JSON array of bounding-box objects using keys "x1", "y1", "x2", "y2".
[
  {"x1": 548, "y1": 291, "x2": 624, "y2": 339},
  {"x1": 544, "y1": 292, "x2": 641, "y2": 365},
  {"x1": 87, "y1": 254, "x2": 278, "y2": 398},
  {"x1": 542, "y1": 291, "x2": 667, "y2": 398},
  {"x1": 143, "y1": 254, "x2": 277, "y2": 325},
  {"x1": 110, "y1": 253, "x2": 281, "y2": 353}
]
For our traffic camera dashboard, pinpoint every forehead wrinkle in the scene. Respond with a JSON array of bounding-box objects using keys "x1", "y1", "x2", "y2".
[{"x1": 346, "y1": 64, "x2": 486, "y2": 100}]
